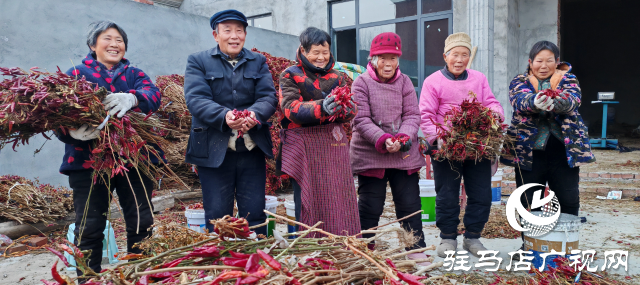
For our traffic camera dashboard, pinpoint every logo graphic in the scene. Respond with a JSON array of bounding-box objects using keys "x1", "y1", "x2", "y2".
[{"x1": 506, "y1": 183, "x2": 561, "y2": 237}]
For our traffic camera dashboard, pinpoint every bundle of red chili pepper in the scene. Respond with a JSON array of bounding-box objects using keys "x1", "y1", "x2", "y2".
[
  {"x1": 232, "y1": 109, "x2": 260, "y2": 138},
  {"x1": 213, "y1": 215, "x2": 254, "y2": 240},
  {"x1": 0, "y1": 67, "x2": 184, "y2": 186},
  {"x1": 326, "y1": 85, "x2": 356, "y2": 122},
  {"x1": 431, "y1": 92, "x2": 512, "y2": 162}
]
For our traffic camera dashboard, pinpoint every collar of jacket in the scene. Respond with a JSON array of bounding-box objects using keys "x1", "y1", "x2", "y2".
[
  {"x1": 82, "y1": 53, "x2": 131, "y2": 75},
  {"x1": 210, "y1": 46, "x2": 255, "y2": 60},
  {"x1": 366, "y1": 62, "x2": 401, "y2": 84},
  {"x1": 440, "y1": 65, "x2": 468, "y2": 81},
  {"x1": 525, "y1": 61, "x2": 572, "y2": 92},
  {"x1": 296, "y1": 47, "x2": 335, "y2": 75}
]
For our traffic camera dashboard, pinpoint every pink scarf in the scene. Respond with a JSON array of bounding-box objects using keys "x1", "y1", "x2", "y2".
[{"x1": 367, "y1": 62, "x2": 401, "y2": 84}]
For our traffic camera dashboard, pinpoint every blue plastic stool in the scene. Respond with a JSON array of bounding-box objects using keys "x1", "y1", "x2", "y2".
[{"x1": 64, "y1": 221, "x2": 119, "y2": 271}]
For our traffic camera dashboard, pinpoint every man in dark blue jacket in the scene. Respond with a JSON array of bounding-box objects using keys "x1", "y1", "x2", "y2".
[{"x1": 184, "y1": 9, "x2": 277, "y2": 235}]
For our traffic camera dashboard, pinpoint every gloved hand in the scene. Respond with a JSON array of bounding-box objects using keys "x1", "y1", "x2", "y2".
[
  {"x1": 399, "y1": 139, "x2": 412, "y2": 152},
  {"x1": 534, "y1": 92, "x2": 554, "y2": 112},
  {"x1": 554, "y1": 96, "x2": 571, "y2": 113},
  {"x1": 322, "y1": 95, "x2": 342, "y2": 116},
  {"x1": 70, "y1": 124, "x2": 100, "y2": 141},
  {"x1": 103, "y1": 92, "x2": 138, "y2": 118}
]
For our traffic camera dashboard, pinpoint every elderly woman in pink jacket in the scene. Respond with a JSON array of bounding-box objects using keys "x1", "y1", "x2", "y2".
[
  {"x1": 419, "y1": 32, "x2": 504, "y2": 258},
  {"x1": 350, "y1": 32, "x2": 429, "y2": 265}
]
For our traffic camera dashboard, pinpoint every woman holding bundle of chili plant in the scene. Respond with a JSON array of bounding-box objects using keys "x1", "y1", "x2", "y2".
[
  {"x1": 419, "y1": 32, "x2": 504, "y2": 258},
  {"x1": 278, "y1": 27, "x2": 360, "y2": 237},
  {"x1": 500, "y1": 41, "x2": 595, "y2": 253},
  {"x1": 349, "y1": 32, "x2": 429, "y2": 264},
  {"x1": 54, "y1": 21, "x2": 162, "y2": 282}
]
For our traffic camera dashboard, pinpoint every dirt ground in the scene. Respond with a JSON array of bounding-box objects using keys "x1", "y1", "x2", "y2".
[
  {"x1": 2, "y1": 189, "x2": 639, "y2": 284},
  {"x1": 579, "y1": 137, "x2": 640, "y2": 173}
]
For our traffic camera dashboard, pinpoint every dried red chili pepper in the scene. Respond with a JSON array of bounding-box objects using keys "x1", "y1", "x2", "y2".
[
  {"x1": 209, "y1": 271, "x2": 245, "y2": 285},
  {"x1": 50, "y1": 260, "x2": 68, "y2": 285},
  {"x1": 229, "y1": 250, "x2": 252, "y2": 259},
  {"x1": 162, "y1": 256, "x2": 190, "y2": 268},
  {"x1": 186, "y1": 245, "x2": 222, "y2": 258},
  {"x1": 118, "y1": 253, "x2": 145, "y2": 260},
  {"x1": 148, "y1": 271, "x2": 181, "y2": 279},
  {"x1": 46, "y1": 247, "x2": 71, "y2": 267},
  {"x1": 256, "y1": 249, "x2": 281, "y2": 271},
  {"x1": 396, "y1": 272, "x2": 426, "y2": 285},
  {"x1": 220, "y1": 257, "x2": 249, "y2": 267}
]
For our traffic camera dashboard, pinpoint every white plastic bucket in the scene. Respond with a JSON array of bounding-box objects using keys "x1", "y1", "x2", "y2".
[
  {"x1": 491, "y1": 169, "x2": 503, "y2": 204},
  {"x1": 419, "y1": 179, "x2": 436, "y2": 225},
  {"x1": 265, "y1": 195, "x2": 278, "y2": 237},
  {"x1": 523, "y1": 213, "x2": 582, "y2": 270},
  {"x1": 284, "y1": 200, "x2": 297, "y2": 238},
  {"x1": 185, "y1": 209, "x2": 206, "y2": 233}
]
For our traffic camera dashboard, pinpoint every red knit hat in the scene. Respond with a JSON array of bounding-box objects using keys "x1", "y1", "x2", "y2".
[{"x1": 369, "y1": 32, "x2": 402, "y2": 57}]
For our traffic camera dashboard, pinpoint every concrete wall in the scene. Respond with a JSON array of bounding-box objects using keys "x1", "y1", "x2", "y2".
[
  {"x1": 180, "y1": 0, "x2": 330, "y2": 36},
  {"x1": 454, "y1": 0, "x2": 557, "y2": 121},
  {"x1": 493, "y1": 0, "x2": 511, "y2": 118},
  {"x1": 517, "y1": 0, "x2": 558, "y2": 68},
  {"x1": 0, "y1": 0, "x2": 299, "y2": 187}
]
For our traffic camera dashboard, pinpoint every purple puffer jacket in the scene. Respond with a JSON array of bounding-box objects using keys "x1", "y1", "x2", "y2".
[{"x1": 349, "y1": 65, "x2": 426, "y2": 174}]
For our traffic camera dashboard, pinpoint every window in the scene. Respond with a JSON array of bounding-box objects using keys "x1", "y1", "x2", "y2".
[
  {"x1": 329, "y1": 0, "x2": 452, "y2": 91},
  {"x1": 247, "y1": 13, "x2": 273, "y2": 30}
]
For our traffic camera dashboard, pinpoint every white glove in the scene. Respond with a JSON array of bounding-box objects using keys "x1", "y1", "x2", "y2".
[
  {"x1": 103, "y1": 92, "x2": 138, "y2": 118},
  {"x1": 70, "y1": 124, "x2": 100, "y2": 141},
  {"x1": 534, "y1": 93, "x2": 554, "y2": 111}
]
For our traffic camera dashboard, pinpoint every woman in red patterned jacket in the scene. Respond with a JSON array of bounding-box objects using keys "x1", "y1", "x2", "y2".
[{"x1": 278, "y1": 27, "x2": 360, "y2": 237}]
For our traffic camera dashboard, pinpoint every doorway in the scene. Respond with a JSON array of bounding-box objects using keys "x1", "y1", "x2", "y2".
[{"x1": 560, "y1": 0, "x2": 640, "y2": 136}]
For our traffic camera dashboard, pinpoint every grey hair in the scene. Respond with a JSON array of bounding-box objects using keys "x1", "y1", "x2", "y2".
[
  {"x1": 86, "y1": 21, "x2": 128, "y2": 52},
  {"x1": 368, "y1": 55, "x2": 400, "y2": 68}
]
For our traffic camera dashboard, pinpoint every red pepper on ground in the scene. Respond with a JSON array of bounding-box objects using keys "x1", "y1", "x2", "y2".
[
  {"x1": 220, "y1": 257, "x2": 249, "y2": 267},
  {"x1": 256, "y1": 249, "x2": 281, "y2": 271},
  {"x1": 229, "y1": 250, "x2": 252, "y2": 259},
  {"x1": 186, "y1": 245, "x2": 222, "y2": 258}
]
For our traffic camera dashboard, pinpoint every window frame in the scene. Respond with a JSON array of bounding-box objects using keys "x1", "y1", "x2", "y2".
[
  {"x1": 247, "y1": 13, "x2": 273, "y2": 30},
  {"x1": 328, "y1": 0, "x2": 452, "y2": 93}
]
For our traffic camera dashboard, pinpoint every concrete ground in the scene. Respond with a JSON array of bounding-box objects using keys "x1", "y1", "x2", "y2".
[{"x1": 2, "y1": 192, "x2": 638, "y2": 285}]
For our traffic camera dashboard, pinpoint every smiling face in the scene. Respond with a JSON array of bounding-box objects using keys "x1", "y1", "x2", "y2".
[
  {"x1": 529, "y1": 49, "x2": 559, "y2": 79},
  {"x1": 443, "y1": 46, "x2": 470, "y2": 76},
  {"x1": 375, "y1": 53, "x2": 399, "y2": 82},
  {"x1": 90, "y1": 28, "x2": 125, "y2": 69},
  {"x1": 301, "y1": 42, "x2": 331, "y2": 68},
  {"x1": 213, "y1": 20, "x2": 246, "y2": 59}
]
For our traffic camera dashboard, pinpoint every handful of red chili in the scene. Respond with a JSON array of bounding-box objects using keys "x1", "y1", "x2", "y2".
[
  {"x1": 232, "y1": 109, "x2": 261, "y2": 138},
  {"x1": 326, "y1": 85, "x2": 356, "y2": 122}
]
